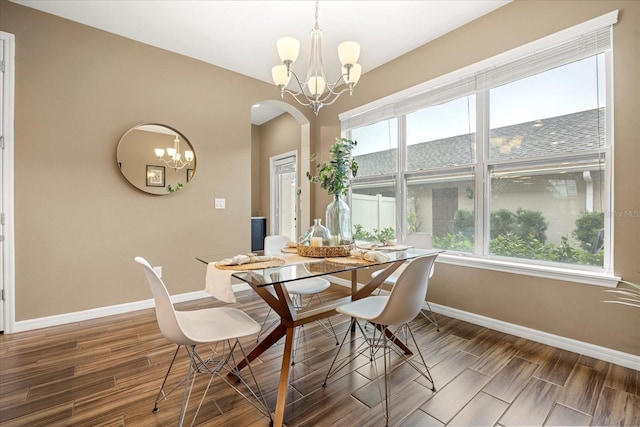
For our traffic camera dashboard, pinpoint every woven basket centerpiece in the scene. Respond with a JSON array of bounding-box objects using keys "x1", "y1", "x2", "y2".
[{"x1": 297, "y1": 244, "x2": 352, "y2": 258}]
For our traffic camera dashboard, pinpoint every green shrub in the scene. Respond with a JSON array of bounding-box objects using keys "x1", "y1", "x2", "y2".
[
  {"x1": 573, "y1": 211, "x2": 604, "y2": 250},
  {"x1": 516, "y1": 208, "x2": 548, "y2": 243},
  {"x1": 435, "y1": 231, "x2": 603, "y2": 267},
  {"x1": 490, "y1": 209, "x2": 517, "y2": 239},
  {"x1": 353, "y1": 224, "x2": 395, "y2": 243},
  {"x1": 452, "y1": 209, "x2": 474, "y2": 240}
]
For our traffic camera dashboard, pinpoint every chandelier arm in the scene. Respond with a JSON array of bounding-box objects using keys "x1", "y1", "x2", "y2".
[
  {"x1": 281, "y1": 89, "x2": 313, "y2": 108},
  {"x1": 272, "y1": 0, "x2": 360, "y2": 115},
  {"x1": 159, "y1": 157, "x2": 191, "y2": 171},
  {"x1": 316, "y1": 87, "x2": 354, "y2": 107},
  {"x1": 282, "y1": 69, "x2": 311, "y2": 99}
]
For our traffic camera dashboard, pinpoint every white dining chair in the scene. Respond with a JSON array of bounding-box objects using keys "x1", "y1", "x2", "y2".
[
  {"x1": 370, "y1": 232, "x2": 439, "y2": 330},
  {"x1": 134, "y1": 257, "x2": 272, "y2": 427},
  {"x1": 323, "y1": 254, "x2": 439, "y2": 426},
  {"x1": 258, "y1": 235, "x2": 338, "y2": 363}
]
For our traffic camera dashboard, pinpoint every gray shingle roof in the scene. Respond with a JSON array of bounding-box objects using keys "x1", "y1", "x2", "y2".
[{"x1": 354, "y1": 108, "x2": 605, "y2": 176}]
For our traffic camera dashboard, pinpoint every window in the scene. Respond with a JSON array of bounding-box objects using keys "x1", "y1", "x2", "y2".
[{"x1": 343, "y1": 12, "x2": 616, "y2": 282}]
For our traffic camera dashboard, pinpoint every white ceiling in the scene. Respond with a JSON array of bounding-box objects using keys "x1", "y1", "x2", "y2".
[{"x1": 12, "y1": 0, "x2": 511, "y2": 124}]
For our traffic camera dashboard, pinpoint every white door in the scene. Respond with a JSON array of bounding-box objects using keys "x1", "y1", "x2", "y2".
[
  {"x1": 0, "y1": 36, "x2": 6, "y2": 332},
  {"x1": 270, "y1": 152, "x2": 298, "y2": 240}
]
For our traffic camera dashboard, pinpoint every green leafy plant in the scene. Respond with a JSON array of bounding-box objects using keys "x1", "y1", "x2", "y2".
[
  {"x1": 307, "y1": 137, "x2": 358, "y2": 197},
  {"x1": 166, "y1": 183, "x2": 183, "y2": 192},
  {"x1": 452, "y1": 209, "x2": 474, "y2": 240},
  {"x1": 353, "y1": 224, "x2": 395, "y2": 243},
  {"x1": 516, "y1": 208, "x2": 548, "y2": 243},
  {"x1": 573, "y1": 211, "x2": 604, "y2": 251},
  {"x1": 490, "y1": 208, "x2": 548, "y2": 243},
  {"x1": 602, "y1": 280, "x2": 640, "y2": 309}
]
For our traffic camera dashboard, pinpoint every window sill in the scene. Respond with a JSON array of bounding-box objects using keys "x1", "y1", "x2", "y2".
[{"x1": 437, "y1": 253, "x2": 620, "y2": 288}]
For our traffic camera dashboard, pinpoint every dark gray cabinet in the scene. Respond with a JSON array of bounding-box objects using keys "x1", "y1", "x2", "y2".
[{"x1": 251, "y1": 217, "x2": 267, "y2": 252}]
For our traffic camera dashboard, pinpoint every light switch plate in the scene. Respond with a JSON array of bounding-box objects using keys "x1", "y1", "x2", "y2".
[{"x1": 214, "y1": 198, "x2": 226, "y2": 209}]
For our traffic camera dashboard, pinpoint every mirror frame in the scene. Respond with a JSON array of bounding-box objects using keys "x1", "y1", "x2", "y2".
[{"x1": 116, "y1": 123, "x2": 196, "y2": 195}]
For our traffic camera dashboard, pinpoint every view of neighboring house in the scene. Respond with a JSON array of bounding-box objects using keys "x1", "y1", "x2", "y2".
[{"x1": 352, "y1": 108, "x2": 606, "y2": 265}]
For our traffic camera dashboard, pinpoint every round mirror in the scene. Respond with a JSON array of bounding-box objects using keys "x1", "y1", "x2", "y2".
[{"x1": 116, "y1": 124, "x2": 196, "y2": 195}]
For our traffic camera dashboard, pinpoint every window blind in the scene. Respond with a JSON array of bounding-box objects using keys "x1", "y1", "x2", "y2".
[{"x1": 341, "y1": 11, "x2": 617, "y2": 131}]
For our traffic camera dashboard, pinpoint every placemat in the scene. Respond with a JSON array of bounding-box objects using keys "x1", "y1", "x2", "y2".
[
  {"x1": 215, "y1": 257, "x2": 286, "y2": 270},
  {"x1": 325, "y1": 256, "x2": 372, "y2": 265},
  {"x1": 357, "y1": 243, "x2": 411, "y2": 251}
]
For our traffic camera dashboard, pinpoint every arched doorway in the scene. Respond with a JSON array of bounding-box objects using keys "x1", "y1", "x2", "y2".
[{"x1": 251, "y1": 100, "x2": 310, "y2": 240}]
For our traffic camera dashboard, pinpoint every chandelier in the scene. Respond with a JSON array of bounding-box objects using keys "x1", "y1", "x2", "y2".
[
  {"x1": 271, "y1": 0, "x2": 362, "y2": 115},
  {"x1": 154, "y1": 135, "x2": 194, "y2": 171}
]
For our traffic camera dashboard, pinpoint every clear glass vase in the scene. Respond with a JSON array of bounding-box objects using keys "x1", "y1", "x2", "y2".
[
  {"x1": 299, "y1": 218, "x2": 331, "y2": 247},
  {"x1": 325, "y1": 195, "x2": 352, "y2": 246}
]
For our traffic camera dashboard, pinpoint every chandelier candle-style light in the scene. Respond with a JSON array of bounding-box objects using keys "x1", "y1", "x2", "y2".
[
  {"x1": 154, "y1": 135, "x2": 194, "y2": 171},
  {"x1": 272, "y1": 0, "x2": 362, "y2": 115}
]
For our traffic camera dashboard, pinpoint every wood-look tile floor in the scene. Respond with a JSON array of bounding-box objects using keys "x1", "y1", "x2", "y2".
[{"x1": 1, "y1": 285, "x2": 639, "y2": 426}]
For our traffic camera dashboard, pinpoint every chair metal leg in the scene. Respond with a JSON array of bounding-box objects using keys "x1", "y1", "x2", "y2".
[
  {"x1": 178, "y1": 345, "x2": 198, "y2": 427},
  {"x1": 257, "y1": 307, "x2": 278, "y2": 342},
  {"x1": 324, "y1": 321, "x2": 435, "y2": 425},
  {"x1": 289, "y1": 292, "x2": 339, "y2": 366},
  {"x1": 420, "y1": 301, "x2": 439, "y2": 331},
  {"x1": 323, "y1": 318, "x2": 363, "y2": 386},
  {"x1": 382, "y1": 329, "x2": 390, "y2": 427},
  {"x1": 153, "y1": 345, "x2": 181, "y2": 413},
  {"x1": 313, "y1": 293, "x2": 339, "y2": 345},
  {"x1": 191, "y1": 339, "x2": 273, "y2": 426},
  {"x1": 155, "y1": 342, "x2": 273, "y2": 427}
]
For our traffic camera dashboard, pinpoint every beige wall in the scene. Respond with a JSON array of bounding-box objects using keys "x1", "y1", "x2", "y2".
[
  {"x1": 251, "y1": 125, "x2": 261, "y2": 216},
  {"x1": 2, "y1": 0, "x2": 638, "y2": 357},
  {"x1": 0, "y1": 1, "x2": 313, "y2": 320},
  {"x1": 319, "y1": 0, "x2": 640, "y2": 356}
]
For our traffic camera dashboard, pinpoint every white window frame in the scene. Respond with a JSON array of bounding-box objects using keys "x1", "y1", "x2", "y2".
[{"x1": 343, "y1": 11, "x2": 619, "y2": 287}]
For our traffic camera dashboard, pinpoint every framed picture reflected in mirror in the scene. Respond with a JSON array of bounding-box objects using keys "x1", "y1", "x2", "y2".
[{"x1": 146, "y1": 165, "x2": 165, "y2": 187}]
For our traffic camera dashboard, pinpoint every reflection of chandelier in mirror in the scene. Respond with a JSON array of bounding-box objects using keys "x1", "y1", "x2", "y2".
[
  {"x1": 490, "y1": 135, "x2": 523, "y2": 154},
  {"x1": 154, "y1": 135, "x2": 194, "y2": 171},
  {"x1": 271, "y1": 0, "x2": 362, "y2": 116}
]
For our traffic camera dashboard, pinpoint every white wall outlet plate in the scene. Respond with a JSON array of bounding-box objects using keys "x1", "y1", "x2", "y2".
[{"x1": 214, "y1": 198, "x2": 226, "y2": 209}]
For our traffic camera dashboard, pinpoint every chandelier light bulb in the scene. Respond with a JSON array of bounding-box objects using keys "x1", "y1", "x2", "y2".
[
  {"x1": 272, "y1": 65, "x2": 291, "y2": 87},
  {"x1": 271, "y1": 0, "x2": 363, "y2": 115},
  {"x1": 338, "y1": 41, "x2": 360, "y2": 66},
  {"x1": 152, "y1": 134, "x2": 193, "y2": 171},
  {"x1": 277, "y1": 37, "x2": 300, "y2": 63},
  {"x1": 307, "y1": 75, "x2": 326, "y2": 96},
  {"x1": 342, "y1": 63, "x2": 362, "y2": 85}
]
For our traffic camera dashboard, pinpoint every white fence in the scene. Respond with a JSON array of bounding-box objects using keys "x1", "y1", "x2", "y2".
[{"x1": 351, "y1": 193, "x2": 396, "y2": 232}]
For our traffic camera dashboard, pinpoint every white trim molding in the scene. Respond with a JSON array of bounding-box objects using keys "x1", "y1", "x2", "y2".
[
  {"x1": 12, "y1": 290, "x2": 212, "y2": 333},
  {"x1": 438, "y1": 254, "x2": 620, "y2": 288},
  {"x1": 11, "y1": 278, "x2": 638, "y2": 371},
  {"x1": 0, "y1": 31, "x2": 16, "y2": 334},
  {"x1": 430, "y1": 302, "x2": 640, "y2": 372},
  {"x1": 328, "y1": 275, "x2": 639, "y2": 371}
]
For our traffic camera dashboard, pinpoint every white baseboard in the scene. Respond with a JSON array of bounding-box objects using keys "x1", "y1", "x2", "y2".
[
  {"x1": 11, "y1": 290, "x2": 212, "y2": 333},
  {"x1": 328, "y1": 275, "x2": 640, "y2": 371},
  {"x1": 10, "y1": 279, "x2": 640, "y2": 371}
]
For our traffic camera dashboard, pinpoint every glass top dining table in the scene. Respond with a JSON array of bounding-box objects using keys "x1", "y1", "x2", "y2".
[
  {"x1": 195, "y1": 247, "x2": 439, "y2": 287},
  {"x1": 195, "y1": 247, "x2": 442, "y2": 427}
]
